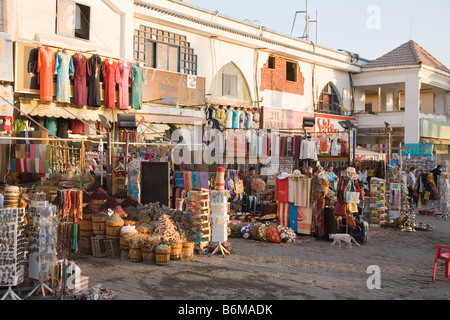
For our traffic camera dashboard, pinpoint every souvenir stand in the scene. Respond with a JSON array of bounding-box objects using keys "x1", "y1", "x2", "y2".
[
  {"x1": 438, "y1": 174, "x2": 450, "y2": 220},
  {"x1": 209, "y1": 190, "x2": 230, "y2": 257},
  {"x1": 26, "y1": 199, "x2": 58, "y2": 297},
  {"x1": 369, "y1": 178, "x2": 386, "y2": 229},
  {"x1": 186, "y1": 188, "x2": 211, "y2": 253},
  {"x1": 0, "y1": 207, "x2": 26, "y2": 300}
]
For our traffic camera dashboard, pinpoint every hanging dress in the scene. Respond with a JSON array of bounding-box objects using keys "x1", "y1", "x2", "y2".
[
  {"x1": 37, "y1": 47, "x2": 56, "y2": 103},
  {"x1": 116, "y1": 62, "x2": 132, "y2": 109},
  {"x1": 131, "y1": 65, "x2": 146, "y2": 110},
  {"x1": 55, "y1": 51, "x2": 73, "y2": 103},
  {"x1": 87, "y1": 55, "x2": 103, "y2": 107},
  {"x1": 103, "y1": 59, "x2": 118, "y2": 109},
  {"x1": 72, "y1": 54, "x2": 89, "y2": 106}
]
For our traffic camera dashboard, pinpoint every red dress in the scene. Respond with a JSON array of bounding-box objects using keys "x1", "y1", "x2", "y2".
[
  {"x1": 37, "y1": 47, "x2": 55, "y2": 103},
  {"x1": 72, "y1": 54, "x2": 89, "y2": 106},
  {"x1": 116, "y1": 62, "x2": 131, "y2": 109},
  {"x1": 103, "y1": 60, "x2": 118, "y2": 109}
]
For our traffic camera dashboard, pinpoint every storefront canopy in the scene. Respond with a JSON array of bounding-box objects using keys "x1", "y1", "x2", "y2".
[{"x1": 19, "y1": 98, "x2": 115, "y2": 123}]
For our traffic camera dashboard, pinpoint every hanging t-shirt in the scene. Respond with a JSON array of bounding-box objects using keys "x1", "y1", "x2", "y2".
[
  {"x1": 232, "y1": 109, "x2": 239, "y2": 129},
  {"x1": 71, "y1": 119, "x2": 85, "y2": 134},
  {"x1": 45, "y1": 117, "x2": 58, "y2": 136},
  {"x1": 275, "y1": 177, "x2": 290, "y2": 202}
]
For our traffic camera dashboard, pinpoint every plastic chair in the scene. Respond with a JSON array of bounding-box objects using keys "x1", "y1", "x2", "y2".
[{"x1": 432, "y1": 244, "x2": 450, "y2": 282}]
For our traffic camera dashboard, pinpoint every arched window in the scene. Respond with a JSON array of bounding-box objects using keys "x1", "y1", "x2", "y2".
[{"x1": 317, "y1": 83, "x2": 343, "y2": 115}]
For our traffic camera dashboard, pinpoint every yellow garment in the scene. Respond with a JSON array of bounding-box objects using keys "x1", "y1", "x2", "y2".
[
  {"x1": 427, "y1": 173, "x2": 436, "y2": 188},
  {"x1": 216, "y1": 108, "x2": 226, "y2": 123}
]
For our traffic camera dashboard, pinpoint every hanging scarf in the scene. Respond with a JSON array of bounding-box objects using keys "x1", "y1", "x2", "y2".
[{"x1": 71, "y1": 223, "x2": 78, "y2": 253}]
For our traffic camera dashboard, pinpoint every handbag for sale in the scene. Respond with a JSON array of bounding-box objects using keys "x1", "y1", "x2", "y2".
[
  {"x1": 345, "y1": 180, "x2": 360, "y2": 204},
  {"x1": 355, "y1": 180, "x2": 364, "y2": 201}
]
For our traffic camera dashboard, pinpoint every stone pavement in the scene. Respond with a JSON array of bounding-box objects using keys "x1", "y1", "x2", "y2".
[{"x1": 14, "y1": 213, "x2": 450, "y2": 301}]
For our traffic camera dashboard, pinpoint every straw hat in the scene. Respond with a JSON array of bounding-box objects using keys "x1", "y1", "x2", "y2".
[
  {"x1": 345, "y1": 167, "x2": 356, "y2": 174},
  {"x1": 292, "y1": 170, "x2": 302, "y2": 179},
  {"x1": 277, "y1": 172, "x2": 291, "y2": 180}
]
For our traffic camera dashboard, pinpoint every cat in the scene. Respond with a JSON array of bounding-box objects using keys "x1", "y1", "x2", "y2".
[{"x1": 329, "y1": 233, "x2": 360, "y2": 248}]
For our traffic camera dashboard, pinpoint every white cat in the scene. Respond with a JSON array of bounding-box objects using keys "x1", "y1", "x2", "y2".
[{"x1": 329, "y1": 233, "x2": 360, "y2": 248}]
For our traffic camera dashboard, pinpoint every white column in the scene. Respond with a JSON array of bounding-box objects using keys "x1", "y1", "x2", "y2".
[{"x1": 404, "y1": 75, "x2": 421, "y2": 144}]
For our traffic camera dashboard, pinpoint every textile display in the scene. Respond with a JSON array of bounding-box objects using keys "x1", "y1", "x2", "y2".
[
  {"x1": 291, "y1": 177, "x2": 312, "y2": 207},
  {"x1": 116, "y1": 62, "x2": 132, "y2": 109},
  {"x1": 37, "y1": 47, "x2": 56, "y2": 103},
  {"x1": 277, "y1": 202, "x2": 290, "y2": 227},
  {"x1": 300, "y1": 139, "x2": 318, "y2": 160},
  {"x1": 55, "y1": 51, "x2": 74, "y2": 103},
  {"x1": 297, "y1": 206, "x2": 313, "y2": 235},
  {"x1": 72, "y1": 54, "x2": 89, "y2": 106},
  {"x1": 131, "y1": 65, "x2": 146, "y2": 110},
  {"x1": 275, "y1": 176, "x2": 290, "y2": 202},
  {"x1": 289, "y1": 203, "x2": 298, "y2": 233},
  {"x1": 87, "y1": 55, "x2": 103, "y2": 107},
  {"x1": 103, "y1": 60, "x2": 118, "y2": 109}
]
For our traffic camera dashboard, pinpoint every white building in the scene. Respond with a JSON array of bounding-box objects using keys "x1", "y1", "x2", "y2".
[
  {"x1": 1, "y1": 0, "x2": 449, "y2": 161},
  {"x1": 353, "y1": 40, "x2": 450, "y2": 161}
]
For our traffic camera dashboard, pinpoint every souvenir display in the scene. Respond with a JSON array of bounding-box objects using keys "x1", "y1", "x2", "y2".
[
  {"x1": 0, "y1": 208, "x2": 26, "y2": 288},
  {"x1": 369, "y1": 178, "x2": 386, "y2": 229}
]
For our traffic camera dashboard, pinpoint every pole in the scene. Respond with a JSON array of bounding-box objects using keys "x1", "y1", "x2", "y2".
[{"x1": 107, "y1": 131, "x2": 112, "y2": 196}]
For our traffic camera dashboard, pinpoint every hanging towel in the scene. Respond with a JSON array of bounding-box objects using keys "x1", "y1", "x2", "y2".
[
  {"x1": 183, "y1": 171, "x2": 189, "y2": 191},
  {"x1": 297, "y1": 207, "x2": 313, "y2": 235},
  {"x1": 188, "y1": 171, "x2": 193, "y2": 190},
  {"x1": 200, "y1": 172, "x2": 209, "y2": 189},
  {"x1": 289, "y1": 203, "x2": 299, "y2": 233},
  {"x1": 277, "y1": 202, "x2": 290, "y2": 227}
]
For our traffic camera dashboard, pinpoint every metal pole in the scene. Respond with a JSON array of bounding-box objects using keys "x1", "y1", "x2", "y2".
[
  {"x1": 107, "y1": 131, "x2": 112, "y2": 195},
  {"x1": 125, "y1": 132, "x2": 129, "y2": 193}
]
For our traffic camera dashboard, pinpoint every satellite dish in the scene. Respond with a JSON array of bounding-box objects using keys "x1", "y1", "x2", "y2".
[{"x1": 98, "y1": 115, "x2": 111, "y2": 131}]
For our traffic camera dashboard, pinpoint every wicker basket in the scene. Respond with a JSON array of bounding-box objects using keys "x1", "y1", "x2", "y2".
[
  {"x1": 129, "y1": 247, "x2": 142, "y2": 262},
  {"x1": 155, "y1": 248, "x2": 170, "y2": 266},
  {"x1": 142, "y1": 248, "x2": 155, "y2": 264},
  {"x1": 170, "y1": 243, "x2": 183, "y2": 260},
  {"x1": 92, "y1": 216, "x2": 107, "y2": 235},
  {"x1": 120, "y1": 248, "x2": 129, "y2": 260},
  {"x1": 106, "y1": 221, "x2": 124, "y2": 239}
]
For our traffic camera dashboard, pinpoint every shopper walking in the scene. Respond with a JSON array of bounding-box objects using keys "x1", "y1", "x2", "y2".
[{"x1": 407, "y1": 167, "x2": 417, "y2": 205}]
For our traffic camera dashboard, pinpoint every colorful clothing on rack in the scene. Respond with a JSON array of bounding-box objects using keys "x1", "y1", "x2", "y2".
[
  {"x1": 38, "y1": 47, "x2": 56, "y2": 103},
  {"x1": 88, "y1": 54, "x2": 103, "y2": 107},
  {"x1": 55, "y1": 51, "x2": 74, "y2": 103},
  {"x1": 72, "y1": 54, "x2": 89, "y2": 106},
  {"x1": 131, "y1": 65, "x2": 146, "y2": 110},
  {"x1": 116, "y1": 62, "x2": 132, "y2": 109},
  {"x1": 103, "y1": 60, "x2": 118, "y2": 109}
]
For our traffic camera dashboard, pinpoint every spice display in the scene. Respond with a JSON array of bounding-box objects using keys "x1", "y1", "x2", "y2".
[
  {"x1": 100, "y1": 198, "x2": 119, "y2": 211},
  {"x1": 113, "y1": 206, "x2": 127, "y2": 218},
  {"x1": 91, "y1": 188, "x2": 109, "y2": 200},
  {"x1": 106, "y1": 212, "x2": 124, "y2": 225},
  {"x1": 83, "y1": 203, "x2": 99, "y2": 215}
]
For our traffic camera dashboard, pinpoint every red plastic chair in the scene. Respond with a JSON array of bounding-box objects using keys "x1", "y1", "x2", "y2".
[{"x1": 432, "y1": 245, "x2": 450, "y2": 282}]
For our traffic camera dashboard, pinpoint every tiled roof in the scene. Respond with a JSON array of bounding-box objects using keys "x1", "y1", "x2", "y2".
[{"x1": 362, "y1": 40, "x2": 450, "y2": 74}]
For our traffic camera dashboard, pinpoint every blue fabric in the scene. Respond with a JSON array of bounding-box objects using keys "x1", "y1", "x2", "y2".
[
  {"x1": 289, "y1": 203, "x2": 298, "y2": 233},
  {"x1": 128, "y1": 181, "x2": 140, "y2": 203},
  {"x1": 55, "y1": 52, "x2": 74, "y2": 103},
  {"x1": 45, "y1": 117, "x2": 58, "y2": 136},
  {"x1": 232, "y1": 109, "x2": 239, "y2": 128}
]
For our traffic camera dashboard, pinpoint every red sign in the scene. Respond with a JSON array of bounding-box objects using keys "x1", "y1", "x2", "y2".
[{"x1": 314, "y1": 113, "x2": 356, "y2": 135}]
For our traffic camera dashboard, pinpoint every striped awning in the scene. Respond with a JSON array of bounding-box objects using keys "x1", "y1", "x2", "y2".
[{"x1": 19, "y1": 98, "x2": 116, "y2": 123}]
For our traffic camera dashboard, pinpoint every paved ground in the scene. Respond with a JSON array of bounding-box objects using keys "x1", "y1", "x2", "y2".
[{"x1": 61, "y1": 213, "x2": 450, "y2": 301}]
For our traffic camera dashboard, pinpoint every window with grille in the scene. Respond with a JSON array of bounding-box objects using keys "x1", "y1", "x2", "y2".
[
  {"x1": 222, "y1": 74, "x2": 238, "y2": 97},
  {"x1": 134, "y1": 25, "x2": 198, "y2": 75},
  {"x1": 317, "y1": 82, "x2": 343, "y2": 115}
]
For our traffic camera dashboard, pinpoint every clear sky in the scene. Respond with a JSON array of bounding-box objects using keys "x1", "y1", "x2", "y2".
[{"x1": 187, "y1": 0, "x2": 450, "y2": 68}]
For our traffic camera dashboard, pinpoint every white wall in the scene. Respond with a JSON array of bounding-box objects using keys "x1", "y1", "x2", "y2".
[{"x1": 4, "y1": 0, "x2": 132, "y2": 59}]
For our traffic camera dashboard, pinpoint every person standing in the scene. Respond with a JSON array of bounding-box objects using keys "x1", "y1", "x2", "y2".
[
  {"x1": 431, "y1": 165, "x2": 442, "y2": 186},
  {"x1": 407, "y1": 167, "x2": 417, "y2": 204},
  {"x1": 324, "y1": 165, "x2": 339, "y2": 191},
  {"x1": 243, "y1": 167, "x2": 256, "y2": 195}
]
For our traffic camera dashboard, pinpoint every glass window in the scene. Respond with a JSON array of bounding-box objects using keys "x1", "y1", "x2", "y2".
[{"x1": 56, "y1": 0, "x2": 90, "y2": 40}]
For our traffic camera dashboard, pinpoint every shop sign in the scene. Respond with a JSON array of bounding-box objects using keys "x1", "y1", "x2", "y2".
[
  {"x1": 422, "y1": 118, "x2": 450, "y2": 140},
  {"x1": 262, "y1": 107, "x2": 313, "y2": 130},
  {"x1": 142, "y1": 69, "x2": 205, "y2": 107},
  {"x1": 0, "y1": 33, "x2": 13, "y2": 82},
  {"x1": 314, "y1": 113, "x2": 356, "y2": 135}
]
